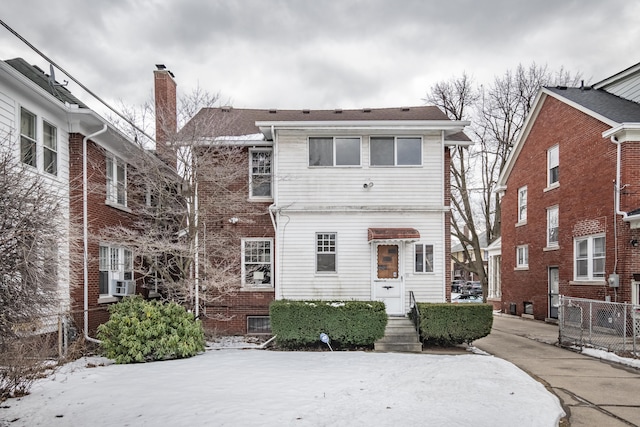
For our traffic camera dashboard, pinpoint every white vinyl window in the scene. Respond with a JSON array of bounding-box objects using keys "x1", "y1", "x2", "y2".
[
  {"x1": 547, "y1": 206, "x2": 559, "y2": 247},
  {"x1": 242, "y1": 239, "x2": 273, "y2": 287},
  {"x1": 106, "y1": 155, "x2": 127, "y2": 206},
  {"x1": 250, "y1": 149, "x2": 272, "y2": 198},
  {"x1": 99, "y1": 245, "x2": 133, "y2": 296},
  {"x1": 516, "y1": 245, "x2": 528, "y2": 268},
  {"x1": 518, "y1": 186, "x2": 527, "y2": 223},
  {"x1": 548, "y1": 145, "x2": 559, "y2": 187},
  {"x1": 370, "y1": 136, "x2": 422, "y2": 166},
  {"x1": 414, "y1": 243, "x2": 434, "y2": 273},
  {"x1": 574, "y1": 235, "x2": 605, "y2": 281},
  {"x1": 316, "y1": 233, "x2": 337, "y2": 273},
  {"x1": 43, "y1": 121, "x2": 57, "y2": 176},
  {"x1": 20, "y1": 107, "x2": 37, "y2": 167},
  {"x1": 309, "y1": 137, "x2": 360, "y2": 166}
]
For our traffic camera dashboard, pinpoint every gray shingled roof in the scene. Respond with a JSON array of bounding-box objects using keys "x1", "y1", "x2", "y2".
[
  {"x1": 546, "y1": 86, "x2": 640, "y2": 123},
  {"x1": 179, "y1": 106, "x2": 470, "y2": 139},
  {"x1": 5, "y1": 58, "x2": 88, "y2": 108}
]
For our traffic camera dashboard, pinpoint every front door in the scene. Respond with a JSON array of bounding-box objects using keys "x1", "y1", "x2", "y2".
[
  {"x1": 373, "y1": 244, "x2": 404, "y2": 315},
  {"x1": 548, "y1": 267, "x2": 559, "y2": 319}
]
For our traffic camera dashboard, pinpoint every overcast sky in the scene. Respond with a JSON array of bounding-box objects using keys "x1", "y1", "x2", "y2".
[{"x1": 1, "y1": 1, "x2": 638, "y2": 115}]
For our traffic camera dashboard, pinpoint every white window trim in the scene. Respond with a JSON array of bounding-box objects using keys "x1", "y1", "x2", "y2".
[
  {"x1": 19, "y1": 106, "x2": 37, "y2": 168},
  {"x1": 241, "y1": 238, "x2": 274, "y2": 288},
  {"x1": 42, "y1": 120, "x2": 57, "y2": 176},
  {"x1": 546, "y1": 205, "x2": 559, "y2": 248},
  {"x1": 414, "y1": 243, "x2": 434, "y2": 274},
  {"x1": 249, "y1": 148, "x2": 273, "y2": 200},
  {"x1": 547, "y1": 144, "x2": 559, "y2": 189},
  {"x1": 308, "y1": 137, "x2": 362, "y2": 167},
  {"x1": 369, "y1": 136, "x2": 423, "y2": 167},
  {"x1": 98, "y1": 244, "x2": 133, "y2": 298},
  {"x1": 517, "y1": 186, "x2": 527, "y2": 225},
  {"x1": 515, "y1": 245, "x2": 529, "y2": 270},
  {"x1": 106, "y1": 154, "x2": 128, "y2": 208},
  {"x1": 573, "y1": 234, "x2": 605, "y2": 282},
  {"x1": 315, "y1": 232, "x2": 337, "y2": 274}
]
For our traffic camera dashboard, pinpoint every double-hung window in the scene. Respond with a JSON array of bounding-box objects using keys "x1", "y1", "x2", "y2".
[
  {"x1": 309, "y1": 137, "x2": 360, "y2": 166},
  {"x1": 242, "y1": 239, "x2": 273, "y2": 287},
  {"x1": 547, "y1": 206, "x2": 559, "y2": 247},
  {"x1": 517, "y1": 186, "x2": 527, "y2": 223},
  {"x1": 99, "y1": 245, "x2": 133, "y2": 296},
  {"x1": 106, "y1": 155, "x2": 127, "y2": 206},
  {"x1": 43, "y1": 121, "x2": 57, "y2": 176},
  {"x1": 548, "y1": 145, "x2": 559, "y2": 187},
  {"x1": 516, "y1": 245, "x2": 528, "y2": 268},
  {"x1": 250, "y1": 149, "x2": 272, "y2": 198},
  {"x1": 574, "y1": 235, "x2": 605, "y2": 281},
  {"x1": 20, "y1": 107, "x2": 37, "y2": 167},
  {"x1": 370, "y1": 136, "x2": 422, "y2": 166},
  {"x1": 414, "y1": 244, "x2": 434, "y2": 273},
  {"x1": 316, "y1": 233, "x2": 337, "y2": 273}
]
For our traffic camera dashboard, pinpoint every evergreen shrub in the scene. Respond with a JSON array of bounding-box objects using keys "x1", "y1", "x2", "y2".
[
  {"x1": 415, "y1": 303, "x2": 493, "y2": 346},
  {"x1": 269, "y1": 300, "x2": 387, "y2": 349},
  {"x1": 97, "y1": 296, "x2": 205, "y2": 363}
]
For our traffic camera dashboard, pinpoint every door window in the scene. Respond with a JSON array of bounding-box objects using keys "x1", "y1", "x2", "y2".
[{"x1": 377, "y1": 245, "x2": 398, "y2": 279}]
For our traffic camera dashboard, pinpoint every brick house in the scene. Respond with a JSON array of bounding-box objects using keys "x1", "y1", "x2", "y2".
[
  {"x1": 155, "y1": 66, "x2": 471, "y2": 334},
  {"x1": 496, "y1": 62, "x2": 640, "y2": 321},
  {"x1": 0, "y1": 58, "x2": 156, "y2": 338}
]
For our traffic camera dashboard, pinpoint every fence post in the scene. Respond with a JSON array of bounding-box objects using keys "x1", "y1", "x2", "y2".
[{"x1": 623, "y1": 305, "x2": 627, "y2": 353}]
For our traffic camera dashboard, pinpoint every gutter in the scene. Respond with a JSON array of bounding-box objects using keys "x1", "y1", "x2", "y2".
[{"x1": 83, "y1": 125, "x2": 108, "y2": 344}]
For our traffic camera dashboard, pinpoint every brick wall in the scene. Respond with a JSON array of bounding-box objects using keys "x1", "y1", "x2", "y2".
[{"x1": 501, "y1": 94, "x2": 640, "y2": 320}]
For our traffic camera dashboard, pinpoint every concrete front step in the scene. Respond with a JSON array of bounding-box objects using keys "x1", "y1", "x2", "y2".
[{"x1": 374, "y1": 317, "x2": 422, "y2": 353}]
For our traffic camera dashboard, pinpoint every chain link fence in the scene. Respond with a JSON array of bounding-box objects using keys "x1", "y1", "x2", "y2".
[{"x1": 559, "y1": 296, "x2": 639, "y2": 358}]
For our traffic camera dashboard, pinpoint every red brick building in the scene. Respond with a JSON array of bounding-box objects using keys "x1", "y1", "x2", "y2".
[{"x1": 496, "y1": 62, "x2": 640, "y2": 321}]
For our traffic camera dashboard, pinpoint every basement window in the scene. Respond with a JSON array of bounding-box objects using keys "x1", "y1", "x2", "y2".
[{"x1": 247, "y1": 316, "x2": 271, "y2": 334}]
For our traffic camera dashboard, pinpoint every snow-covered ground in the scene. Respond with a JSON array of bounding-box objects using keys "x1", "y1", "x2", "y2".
[{"x1": 0, "y1": 344, "x2": 565, "y2": 427}]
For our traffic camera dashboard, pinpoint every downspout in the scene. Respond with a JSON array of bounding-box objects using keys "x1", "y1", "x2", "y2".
[
  {"x1": 612, "y1": 135, "x2": 627, "y2": 218},
  {"x1": 83, "y1": 124, "x2": 107, "y2": 344},
  {"x1": 268, "y1": 125, "x2": 283, "y2": 299}
]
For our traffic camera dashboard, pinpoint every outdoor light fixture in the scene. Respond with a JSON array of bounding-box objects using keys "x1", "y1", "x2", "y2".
[{"x1": 363, "y1": 181, "x2": 374, "y2": 189}]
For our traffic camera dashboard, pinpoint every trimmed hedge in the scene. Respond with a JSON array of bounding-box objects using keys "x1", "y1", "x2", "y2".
[
  {"x1": 97, "y1": 296, "x2": 205, "y2": 363},
  {"x1": 416, "y1": 303, "x2": 493, "y2": 346},
  {"x1": 269, "y1": 300, "x2": 387, "y2": 349}
]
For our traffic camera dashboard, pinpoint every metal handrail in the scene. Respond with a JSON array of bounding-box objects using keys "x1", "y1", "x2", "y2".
[{"x1": 409, "y1": 291, "x2": 420, "y2": 335}]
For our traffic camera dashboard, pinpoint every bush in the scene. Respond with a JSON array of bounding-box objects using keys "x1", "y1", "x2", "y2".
[
  {"x1": 416, "y1": 303, "x2": 493, "y2": 346},
  {"x1": 97, "y1": 296, "x2": 205, "y2": 363},
  {"x1": 270, "y1": 300, "x2": 387, "y2": 350}
]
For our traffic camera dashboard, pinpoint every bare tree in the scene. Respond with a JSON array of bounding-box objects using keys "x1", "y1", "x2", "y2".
[
  {"x1": 0, "y1": 140, "x2": 65, "y2": 343},
  {"x1": 100, "y1": 89, "x2": 265, "y2": 318},
  {"x1": 425, "y1": 63, "x2": 582, "y2": 299}
]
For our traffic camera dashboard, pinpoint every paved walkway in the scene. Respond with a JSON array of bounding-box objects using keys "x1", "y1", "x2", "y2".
[{"x1": 474, "y1": 315, "x2": 640, "y2": 426}]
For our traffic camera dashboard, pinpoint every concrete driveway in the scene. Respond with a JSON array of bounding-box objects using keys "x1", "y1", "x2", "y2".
[{"x1": 474, "y1": 315, "x2": 640, "y2": 427}]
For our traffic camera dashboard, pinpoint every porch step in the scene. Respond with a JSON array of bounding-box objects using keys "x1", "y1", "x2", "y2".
[{"x1": 374, "y1": 317, "x2": 422, "y2": 353}]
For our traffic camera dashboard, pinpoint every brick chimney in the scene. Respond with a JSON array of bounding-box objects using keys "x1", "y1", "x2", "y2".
[{"x1": 154, "y1": 64, "x2": 177, "y2": 169}]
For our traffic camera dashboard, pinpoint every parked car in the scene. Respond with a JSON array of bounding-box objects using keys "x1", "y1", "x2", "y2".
[
  {"x1": 451, "y1": 280, "x2": 465, "y2": 293},
  {"x1": 466, "y1": 281, "x2": 482, "y2": 296},
  {"x1": 452, "y1": 294, "x2": 482, "y2": 303}
]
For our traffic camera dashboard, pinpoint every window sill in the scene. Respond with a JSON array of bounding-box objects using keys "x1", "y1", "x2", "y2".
[
  {"x1": 248, "y1": 197, "x2": 274, "y2": 203},
  {"x1": 543, "y1": 245, "x2": 559, "y2": 251},
  {"x1": 148, "y1": 291, "x2": 161, "y2": 298},
  {"x1": 105, "y1": 200, "x2": 132, "y2": 213},
  {"x1": 240, "y1": 285, "x2": 274, "y2": 292},
  {"x1": 515, "y1": 221, "x2": 527, "y2": 227},
  {"x1": 569, "y1": 280, "x2": 606, "y2": 286},
  {"x1": 544, "y1": 183, "x2": 560, "y2": 192},
  {"x1": 514, "y1": 266, "x2": 529, "y2": 271},
  {"x1": 97, "y1": 296, "x2": 119, "y2": 304}
]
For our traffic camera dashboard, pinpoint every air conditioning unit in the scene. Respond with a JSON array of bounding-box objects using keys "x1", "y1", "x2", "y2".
[{"x1": 112, "y1": 280, "x2": 136, "y2": 296}]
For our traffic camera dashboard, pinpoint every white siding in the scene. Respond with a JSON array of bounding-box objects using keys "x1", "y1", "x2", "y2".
[
  {"x1": 275, "y1": 130, "x2": 444, "y2": 210},
  {"x1": 601, "y1": 73, "x2": 640, "y2": 104}
]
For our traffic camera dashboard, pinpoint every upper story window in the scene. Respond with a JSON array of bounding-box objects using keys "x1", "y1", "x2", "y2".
[
  {"x1": 20, "y1": 107, "x2": 37, "y2": 167},
  {"x1": 43, "y1": 121, "x2": 57, "y2": 176},
  {"x1": 574, "y1": 235, "x2": 605, "y2": 281},
  {"x1": 106, "y1": 155, "x2": 127, "y2": 207},
  {"x1": 547, "y1": 145, "x2": 559, "y2": 187},
  {"x1": 547, "y1": 206, "x2": 559, "y2": 247},
  {"x1": 309, "y1": 137, "x2": 360, "y2": 166},
  {"x1": 516, "y1": 245, "x2": 528, "y2": 269},
  {"x1": 316, "y1": 232, "x2": 337, "y2": 273},
  {"x1": 250, "y1": 149, "x2": 272, "y2": 198},
  {"x1": 414, "y1": 243, "x2": 434, "y2": 273},
  {"x1": 242, "y1": 239, "x2": 273, "y2": 287},
  {"x1": 370, "y1": 136, "x2": 422, "y2": 166},
  {"x1": 517, "y1": 186, "x2": 527, "y2": 223}
]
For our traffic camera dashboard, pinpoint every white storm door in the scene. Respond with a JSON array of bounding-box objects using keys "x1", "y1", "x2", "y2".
[{"x1": 373, "y1": 244, "x2": 404, "y2": 315}]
